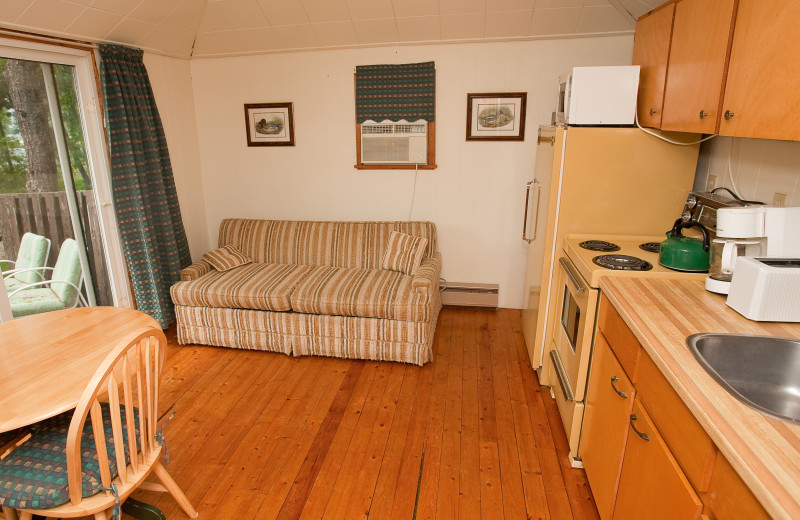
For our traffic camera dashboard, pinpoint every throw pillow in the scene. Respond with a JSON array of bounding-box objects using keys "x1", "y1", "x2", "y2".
[
  {"x1": 203, "y1": 245, "x2": 251, "y2": 272},
  {"x1": 382, "y1": 231, "x2": 428, "y2": 276}
]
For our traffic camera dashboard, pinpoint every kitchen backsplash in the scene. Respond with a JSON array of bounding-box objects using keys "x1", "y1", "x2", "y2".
[{"x1": 694, "y1": 137, "x2": 800, "y2": 206}]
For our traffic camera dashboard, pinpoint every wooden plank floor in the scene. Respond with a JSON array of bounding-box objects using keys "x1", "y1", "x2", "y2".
[{"x1": 125, "y1": 307, "x2": 599, "y2": 519}]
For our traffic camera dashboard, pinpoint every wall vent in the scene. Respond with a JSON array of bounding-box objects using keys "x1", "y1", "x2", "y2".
[{"x1": 441, "y1": 282, "x2": 499, "y2": 308}]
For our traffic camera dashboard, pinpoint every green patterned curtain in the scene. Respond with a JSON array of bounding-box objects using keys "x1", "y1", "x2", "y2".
[
  {"x1": 355, "y1": 62, "x2": 435, "y2": 123},
  {"x1": 99, "y1": 44, "x2": 191, "y2": 328}
]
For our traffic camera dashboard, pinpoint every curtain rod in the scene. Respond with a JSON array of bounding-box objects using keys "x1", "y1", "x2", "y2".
[{"x1": 0, "y1": 26, "x2": 96, "y2": 50}]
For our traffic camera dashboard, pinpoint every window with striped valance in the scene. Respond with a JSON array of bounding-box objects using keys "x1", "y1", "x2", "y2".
[{"x1": 354, "y1": 61, "x2": 436, "y2": 170}]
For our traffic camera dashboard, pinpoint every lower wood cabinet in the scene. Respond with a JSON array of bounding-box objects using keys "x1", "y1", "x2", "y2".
[
  {"x1": 613, "y1": 399, "x2": 703, "y2": 520},
  {"x1": 583, "y1": 296, "x2": 772, "y2": 520},
  {"x1": 581, "y1": 333, "x2": 635, "y2": 520}
]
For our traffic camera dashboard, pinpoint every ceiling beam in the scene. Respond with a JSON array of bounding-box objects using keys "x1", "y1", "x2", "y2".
[{"x1": 607, "y1": 0, "x2": 638, "y2": 27}]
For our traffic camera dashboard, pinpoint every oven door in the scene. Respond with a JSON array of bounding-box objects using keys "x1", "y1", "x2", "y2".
[{"x1": 550, "y1": 255, "x2": 599, "y2": 403}]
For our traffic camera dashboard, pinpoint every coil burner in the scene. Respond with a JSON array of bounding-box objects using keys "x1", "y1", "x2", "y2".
[
  {"x1": 579, "y1": 240, "x2": 621, "y2": 252},
  {"x1": 639, "y1": 242, "x2": 661, "y2": 254},
  {"x1": 592, "y1": 254, "x2": 653, "y2": 271}
]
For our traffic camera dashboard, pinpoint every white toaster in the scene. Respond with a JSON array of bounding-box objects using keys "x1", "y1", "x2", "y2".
[{"x1": 726, "y1": 257, "x2": 800, "y2": 322}]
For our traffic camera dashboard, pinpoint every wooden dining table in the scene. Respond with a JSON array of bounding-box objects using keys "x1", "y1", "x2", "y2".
[
  {"x1": 0, "y1": 306, "x2": 162, "y2": 434},
  {"x1": 0, "y1": 306, "x2": 173, "y2": 520}
]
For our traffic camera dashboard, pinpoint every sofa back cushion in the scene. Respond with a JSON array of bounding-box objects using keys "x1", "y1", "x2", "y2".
[{"x1": 218, "y1": 220, "x2": 437, "y2": 270}]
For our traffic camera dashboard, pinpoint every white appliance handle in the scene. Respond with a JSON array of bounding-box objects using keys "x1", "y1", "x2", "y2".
[
  {"x1": 721, "y1": 241, "x2": 738, "y2": 274},
  {"x1": 522, "y1": 180, "x2": 542, "y2": 243}
]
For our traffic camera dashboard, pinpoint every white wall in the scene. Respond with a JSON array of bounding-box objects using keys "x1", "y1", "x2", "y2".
[
  {"x1": 143, "y1": 53, "x2": 211, "y2": 259},
  {"x1": 189, "y1": 36, "x2": 633, "y2": 308},
  {"x1": 694, "y1": 137, "x2": 800, "y2": 206}
]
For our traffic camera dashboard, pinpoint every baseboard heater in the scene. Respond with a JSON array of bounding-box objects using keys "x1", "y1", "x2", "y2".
[{"x1": 440, "y1": 282, "x2": 499, "y2": 308}]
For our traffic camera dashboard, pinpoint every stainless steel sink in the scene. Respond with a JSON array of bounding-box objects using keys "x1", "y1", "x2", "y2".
[{"x1": 686, "y1": 334, "x2": 800, "y2": 425}]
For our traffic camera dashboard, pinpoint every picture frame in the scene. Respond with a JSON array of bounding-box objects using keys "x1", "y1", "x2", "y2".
[
  {"x1": 244, "y1": 102, "x2": 295, "y2": 146},
  {"x1": 466, "y1": 93, "x2": 527, "y2": 141}
]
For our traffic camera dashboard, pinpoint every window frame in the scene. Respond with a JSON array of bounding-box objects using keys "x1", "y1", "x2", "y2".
[{"x1": 0, "y1": 36, "x2": 134, "y2": 309}]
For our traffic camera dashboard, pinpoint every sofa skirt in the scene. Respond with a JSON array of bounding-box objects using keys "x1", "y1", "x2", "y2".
[{"x1": 174, "y1": 296, "x2": 441, "y2": 366}]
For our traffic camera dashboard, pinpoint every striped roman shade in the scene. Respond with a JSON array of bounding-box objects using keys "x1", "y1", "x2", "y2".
[
  {"x1": 355, "y1": 62, "x2": 435, "y2": 123},
  {"x1": 381, "y1": 231, "x2": 428, "y2": 276},
  {"x1": 203, "y1": 245, "x2": 250, "y2": 272}
]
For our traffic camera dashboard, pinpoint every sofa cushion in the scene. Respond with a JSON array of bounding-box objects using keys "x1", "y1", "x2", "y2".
[
  {"x1": 289, "y1": 266, "x2": 428, "y2": 322},
  {"x1": 171, "y1": 263, "x2": 312, "y2": 312},
  {"x1": 203, "y1": 245, "x2": 251, "y2": 272},
  {"x1": 218, "y1": 219, "x2": 438, "y2": 269},
  {"x1": 381, "y1": 231, "x2": 428, "y2": 276}
]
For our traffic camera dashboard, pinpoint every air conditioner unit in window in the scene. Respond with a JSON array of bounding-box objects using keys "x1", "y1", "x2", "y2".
[{"x1": 361, "y1": 120, "x2": 428, "y2": 164}]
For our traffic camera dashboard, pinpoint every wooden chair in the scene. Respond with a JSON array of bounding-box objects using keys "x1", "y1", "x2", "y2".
[{"x1": 0, "y1": 328, "x2": 198, "y2": 519}]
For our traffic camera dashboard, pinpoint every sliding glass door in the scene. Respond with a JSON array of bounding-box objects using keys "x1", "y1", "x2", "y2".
[{"x1": 0, "y1": 38, "x2": 131, "y2": 320}]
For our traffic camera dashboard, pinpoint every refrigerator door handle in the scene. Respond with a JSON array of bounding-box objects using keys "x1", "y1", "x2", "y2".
[{"x1": 523, "y1": 179, "x2": 542, "y2": 243}]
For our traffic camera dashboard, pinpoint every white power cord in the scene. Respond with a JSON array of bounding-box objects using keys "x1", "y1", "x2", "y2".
[
  {"x1": 408, "y1": 164, "x2": 419, "y2": 220},
  {"x1": 634, "y1": 110, "x2": 717, "y2": 146},
  {"x1": 725, "y1": 138, "x2": 742, "y2": 197}
]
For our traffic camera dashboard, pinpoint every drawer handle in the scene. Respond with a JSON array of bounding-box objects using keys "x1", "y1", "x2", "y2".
[
  {"x1": 630, "y1": 414, "x2": 650, "y2": 441},
  {"x1": 610, "y1": 376, "x2": 628, "y2": 398},
  {"x1": 724, "y1": 110, "x2": 736, "y2": 120},
  {"x1": 699, "y1": 110, "x2": 710, "y2": 119}
]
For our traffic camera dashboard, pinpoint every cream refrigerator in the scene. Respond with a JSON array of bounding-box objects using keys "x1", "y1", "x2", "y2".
[{"x1": 521, "y1": 126, "x2": 700, "y2": 375}]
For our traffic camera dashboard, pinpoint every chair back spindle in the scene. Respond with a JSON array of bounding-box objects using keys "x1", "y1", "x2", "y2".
[{"x1": 64, "y1": 329, "x2": 166, "y2": 506}]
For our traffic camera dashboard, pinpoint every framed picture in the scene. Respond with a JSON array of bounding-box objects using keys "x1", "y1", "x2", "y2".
[
  {"x1": 466, "y1": 93, "x2": 527, "y2": 141},
  {"x1": 244, "y1": 102, "x2": 295, "y2": 146}
]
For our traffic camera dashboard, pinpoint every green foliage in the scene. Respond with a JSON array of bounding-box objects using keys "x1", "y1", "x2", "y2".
[{"x1": 0, "y1": 59, "x2": 92, "y2": 194}]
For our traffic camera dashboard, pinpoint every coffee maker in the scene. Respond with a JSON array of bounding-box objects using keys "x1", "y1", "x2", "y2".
[{"x1": 706, "y1": 206, "x2": 800, "y2": 294}]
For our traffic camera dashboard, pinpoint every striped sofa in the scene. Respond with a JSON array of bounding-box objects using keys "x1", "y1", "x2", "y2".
[{"x1": 170, "y1": 219, "x2": 442, "y2": 365}]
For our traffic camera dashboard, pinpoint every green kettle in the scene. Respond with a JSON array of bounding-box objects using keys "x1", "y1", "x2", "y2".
[{"x1": 659, "y1": 219, "x2": 711, "y2": 272}]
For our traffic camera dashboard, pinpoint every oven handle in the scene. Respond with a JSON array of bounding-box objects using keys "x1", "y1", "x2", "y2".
[
  {"x1": 549, "y1": 350, "x2": 574, "y2": 402},
  {"x1": 559, "y1": 256, "x2": 586, "y2": 294}
]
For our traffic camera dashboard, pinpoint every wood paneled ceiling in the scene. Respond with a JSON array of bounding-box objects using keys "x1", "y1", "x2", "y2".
[{"x1": 0, "y1": 0, "x2": 667, "y2": 58}]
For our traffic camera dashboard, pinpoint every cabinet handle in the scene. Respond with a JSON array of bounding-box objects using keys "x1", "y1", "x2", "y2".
[
  {"x1": 724, "y1": 110, "x2": 736, "y2": 120},
  {"x1": 649, "y1": 108, "x2": 658, "y2": 116},
  {"x1": 630, "y1": 414, "x2": 650, "y2": 441},
  {"x1": 610, "y1": 376, "x2": 628, "y2": 398},
  {"x1": 699, "y1": 110, "x2": 710, "y2": 119}
]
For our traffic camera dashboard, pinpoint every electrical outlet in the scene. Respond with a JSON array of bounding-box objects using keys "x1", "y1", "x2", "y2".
[
  {"x1": 706, "y1": 175, "x2": 718, "y2": 192},
  {"x1": 773, "y1": 192, "x2": 787, "y2": 207}
]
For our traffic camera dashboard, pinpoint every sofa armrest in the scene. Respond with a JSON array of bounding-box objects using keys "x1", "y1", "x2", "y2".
[
  {"x1": 180, "y1": 260, "x2": 213, "y2": 281},
  {"x1": 412, "y1": 252, "x2": 442, "y2": 295}
]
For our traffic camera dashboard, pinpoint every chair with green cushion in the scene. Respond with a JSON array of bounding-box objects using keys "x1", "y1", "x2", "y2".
[
  {"x1": 7, "y1": 239, "x2": 88, "y2": 318},
  {"x1": 2, "y1": 233, "x2": 51, "y2": 292}
]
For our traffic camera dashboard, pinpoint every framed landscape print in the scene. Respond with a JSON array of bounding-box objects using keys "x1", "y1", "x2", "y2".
[
  {"x1": 244, "y1": 102, "x2": 295, "y2": 146},
  {"x1": 466, "y1": 93, "x2": 527, "y2": 141}
]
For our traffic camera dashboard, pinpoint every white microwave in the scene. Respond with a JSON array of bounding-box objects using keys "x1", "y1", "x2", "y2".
[{"x1": 555, "y1": 66, "x2": 640, "y2": 126}]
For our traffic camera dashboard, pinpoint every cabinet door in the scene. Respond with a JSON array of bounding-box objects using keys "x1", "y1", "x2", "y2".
[
  {"x1": 632, "y1": 4, "x2": 675, "y2": 128},
  {"x1": 720, "y1": 0, "x2": 800, "y2": 140},
  {"x1": 613, "y1": 399, "x2": 703, "y2": 520},
  {"x1": 580, "y1": 333, "x2": 635, "y2": 520},
  {"x1": 661, "y1": 0, "x2": 737, "y2": 133}
]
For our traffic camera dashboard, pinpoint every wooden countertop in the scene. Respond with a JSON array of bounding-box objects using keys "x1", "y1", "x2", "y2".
[{"x1": 599, "y1": 278, "x2": 800, "y2": 520}]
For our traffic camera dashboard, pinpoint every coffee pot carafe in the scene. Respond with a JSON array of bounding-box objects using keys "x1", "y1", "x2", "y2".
[{"x1": 706, "y1": 238, "x2": 765, "y2": 294}]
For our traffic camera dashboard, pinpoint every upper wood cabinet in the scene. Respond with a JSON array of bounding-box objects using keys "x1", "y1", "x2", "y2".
[
  {"x1": 634, "y1": 0, "x2": 800, "y2": 140},
  {"x1": 660, "y1": 0, "x2": 737, "y2": 134},
  {"x1": 719, "y1": 0, "x2": 800, "y2": 140},
  {"x1": 632, "y1": 4, "x2": 675, "y2": 128}
]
